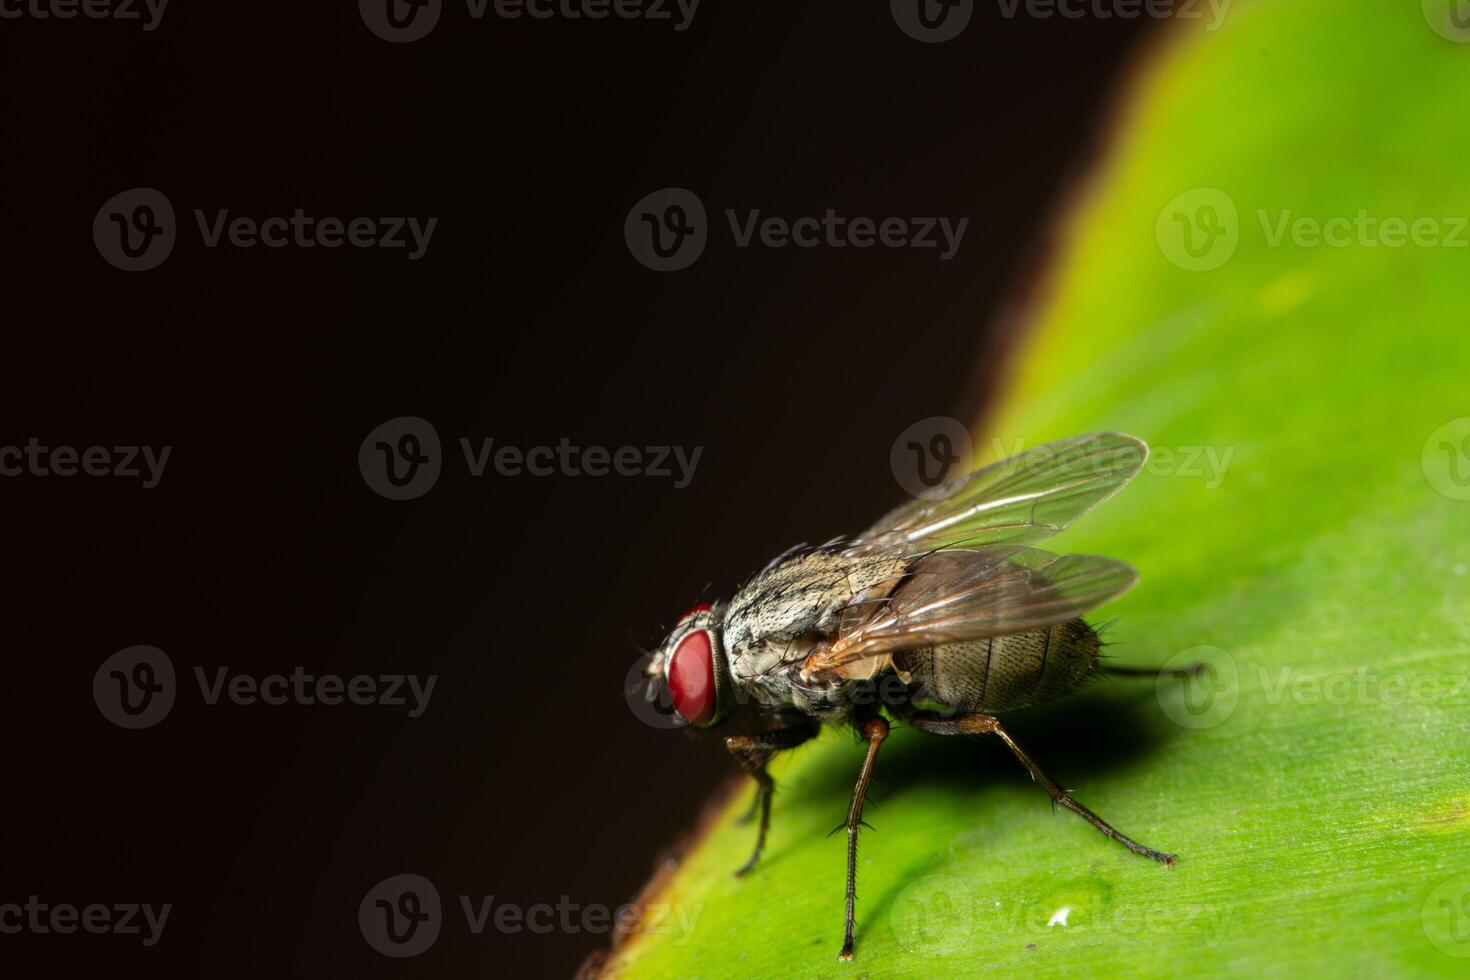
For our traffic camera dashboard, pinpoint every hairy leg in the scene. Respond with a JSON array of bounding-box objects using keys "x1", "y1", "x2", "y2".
[
  {"x1": 906, "y1": 710, "x2": 1175, "y2": 866},
  {"x1": 837, "y1": 716, "x2": 888, "y2": 961},
  {"x1": 724, "y1": 720, "x2": 819, "y2": 877}
]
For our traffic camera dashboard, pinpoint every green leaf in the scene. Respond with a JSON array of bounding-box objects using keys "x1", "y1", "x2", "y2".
[{"x1": 604, "y1": 2, "x2": 1470, "y2": 975}]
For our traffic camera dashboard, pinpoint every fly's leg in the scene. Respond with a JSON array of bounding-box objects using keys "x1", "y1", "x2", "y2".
[
  {"x1": 1102, "y1": 662, "x2": 1204, "y2": 680},
  {"x1": 734, "y1": 790, "x2": 760, "y2": 826},
  {"x1": 906, "y1": 710, "x2": 1176, "y2": 867},
  {"x1": 837, "y1": 716, "x2": 888, "y2": 961},
  {"x1": 725, "y1": 721, "x2": 818, "y2": 877}
]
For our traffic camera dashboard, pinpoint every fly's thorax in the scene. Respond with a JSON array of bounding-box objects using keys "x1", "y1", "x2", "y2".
[
  {"x1": 723, "y1": 548, "x2": 906, "y2": 720},
  {"x1": 894, "y1": 620, "x2": 1101, "y2": 715},
  {"x1": 728, "y1": 635, "x2": 823, "y2": 712},
  {"x1": 729, "y1": 639, "x2": 798, "y2": 686},
  {"x1": 723, "y1": 550, "x2": 908, "y2": 655},
  {"x1": 728, "y1": 634, "x2": 875, "y2": 720}
]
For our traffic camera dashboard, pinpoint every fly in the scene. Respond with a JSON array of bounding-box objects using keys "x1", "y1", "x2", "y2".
[{"x1": 638, "y1": 433, "x2": 1196, "y2": 960}]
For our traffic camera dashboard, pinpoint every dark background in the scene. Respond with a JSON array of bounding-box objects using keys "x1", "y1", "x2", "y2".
[{"x1": 1, "y1": 3, "x2": 1152, "y2": 976}]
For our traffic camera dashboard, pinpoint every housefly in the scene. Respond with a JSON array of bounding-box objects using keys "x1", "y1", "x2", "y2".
[{"x1": 638, "y1": 433, "x2": 1193, "y2": 960}]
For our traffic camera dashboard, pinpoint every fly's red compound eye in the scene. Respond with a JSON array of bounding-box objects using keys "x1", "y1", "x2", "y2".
[
  {"x1": 667, "y1": 629, "x2": 715, "y2": 726},
  {"x1": 680, "y1": 602, "x2": 712, "y2": 622}
]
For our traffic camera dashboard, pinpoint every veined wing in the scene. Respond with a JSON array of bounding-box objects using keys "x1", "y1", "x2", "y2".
[
  {"x1": 801, "y1": 546, "x2": 1137, "y2": 676},
  {"x1": 850, "y1": 433, "x2": 1147, "y2": 558}
]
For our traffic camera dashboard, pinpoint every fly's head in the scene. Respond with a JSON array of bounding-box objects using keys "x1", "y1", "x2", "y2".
[{"x1": 642, "y1": 602, "x2": 735, "y2": 728}]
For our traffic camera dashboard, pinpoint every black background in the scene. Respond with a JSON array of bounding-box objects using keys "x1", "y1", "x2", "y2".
[{"x1": 1, "y1": 2, "x2": 1152, "y2": 976}]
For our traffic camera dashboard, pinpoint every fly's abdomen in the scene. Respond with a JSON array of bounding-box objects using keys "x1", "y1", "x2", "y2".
[{"x1": 897, "y1": 620, "x2": 1100, "y2": 715}]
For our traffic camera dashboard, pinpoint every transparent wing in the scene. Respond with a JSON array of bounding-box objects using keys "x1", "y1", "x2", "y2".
[
  {"x1": 803, "y1": 546, "x2": 1137, "y2": 674},
  {"x1": 851, "y1": 433, "x2": 1148, "y2": 558}
]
